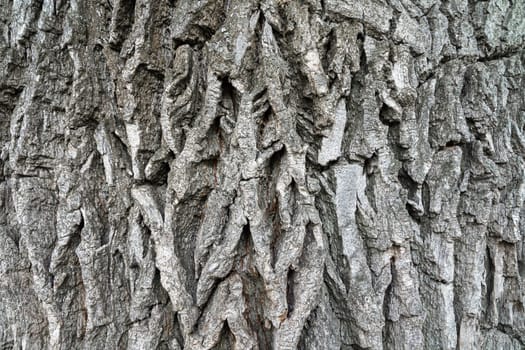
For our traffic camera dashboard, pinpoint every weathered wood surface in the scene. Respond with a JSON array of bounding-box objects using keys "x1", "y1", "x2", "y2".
[{"x1": 1, "y1": 0, "x2": 524, "y2": 349}]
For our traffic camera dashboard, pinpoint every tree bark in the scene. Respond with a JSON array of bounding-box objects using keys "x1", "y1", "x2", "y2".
[{"x1": 1, "y1": 0, "x2": 525, "y2": 349}]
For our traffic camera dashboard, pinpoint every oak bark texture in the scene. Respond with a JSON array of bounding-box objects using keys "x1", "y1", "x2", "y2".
[{"x1": 1, "y1": 0, "x2": 525, "y2": 349}]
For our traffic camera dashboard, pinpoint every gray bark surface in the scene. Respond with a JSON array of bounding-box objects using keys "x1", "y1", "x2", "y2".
[{"x1": 1, "y1": 0, "x2": 525, "y2": 349}]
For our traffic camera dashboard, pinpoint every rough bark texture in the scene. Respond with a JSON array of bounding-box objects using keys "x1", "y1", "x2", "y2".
[{"x1": 1, "y1": 0, "x2": 525, "y2": 349}]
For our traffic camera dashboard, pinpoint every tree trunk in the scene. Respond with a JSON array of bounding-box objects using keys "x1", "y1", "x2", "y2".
[{"x1": 1, "y1": 0, "x2": 524, "y2": 349}]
